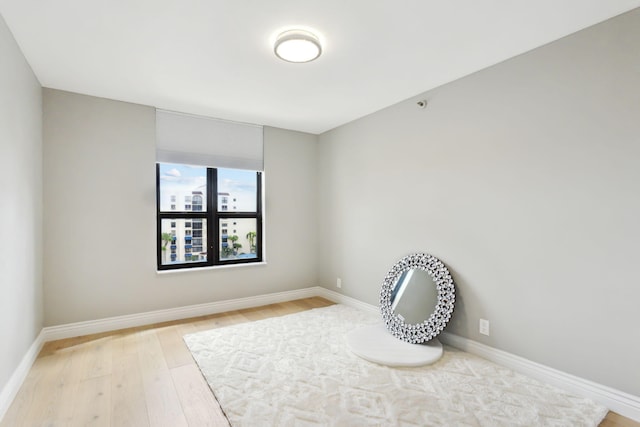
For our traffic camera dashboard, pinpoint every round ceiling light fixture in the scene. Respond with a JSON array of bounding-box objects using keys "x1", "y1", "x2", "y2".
[{"x1": 274, "y1": 29, "x2": 322, "y2": 63}]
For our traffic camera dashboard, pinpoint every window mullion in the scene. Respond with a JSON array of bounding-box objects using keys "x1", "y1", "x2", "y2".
[
  {"x1": 256, "y1": 171, "x2": 263, "y2": 260},
  {"x1": 208, "y1": 168, "x2": 217, "y2": 266},
  {"x1": 157, "y1": 212, "x2": 207, "y2": 220},
  {"x1": 156, "y1": 163, "x2": 162, "y2": 268},
  {"x1": 256, "y1": 172, "x2": 263, "y2": 260}
]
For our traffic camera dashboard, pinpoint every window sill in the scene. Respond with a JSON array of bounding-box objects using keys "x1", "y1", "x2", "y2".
[{"x1": 156, "y1": 261, "x2": 267, "y2": 275}]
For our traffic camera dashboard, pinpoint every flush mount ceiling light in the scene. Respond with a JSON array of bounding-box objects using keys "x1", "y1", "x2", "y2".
[{"x1": 274, "y1": 29, "x2": 322, "y2": 63}]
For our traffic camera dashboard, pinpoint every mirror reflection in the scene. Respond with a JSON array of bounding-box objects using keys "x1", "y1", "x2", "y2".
[{"x1": 390, "y1": 269, "x2": 438, "y2": 325}]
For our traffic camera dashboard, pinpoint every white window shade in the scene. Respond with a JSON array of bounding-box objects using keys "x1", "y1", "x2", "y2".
[{"x1": 156, "y1": 109, "x2": 263, "y2": 171}]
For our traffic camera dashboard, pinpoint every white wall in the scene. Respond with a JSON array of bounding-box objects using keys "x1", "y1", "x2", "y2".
[
  {"x1": 0, "y1": 14, "x2": 43, "y2": 394},
  {"x1": 43, "y1": 89, "x2": 318, "y2": 326},
  {"x1": 318, "y1": 9, "x2": 640, "y2": 396}
]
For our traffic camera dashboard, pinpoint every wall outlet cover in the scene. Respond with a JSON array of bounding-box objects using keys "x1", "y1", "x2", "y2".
[{"x1": 479, "y1": 319, "x2": 490, "y2": 336}]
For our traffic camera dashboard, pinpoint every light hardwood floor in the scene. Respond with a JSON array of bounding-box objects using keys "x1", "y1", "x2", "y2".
[{"x1": 1, "y1": 297, "x2": 637, "y2": 427}]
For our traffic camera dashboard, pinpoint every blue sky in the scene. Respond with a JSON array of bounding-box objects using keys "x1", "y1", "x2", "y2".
[{"x1": 159, "y1": 163, "x2": 257, "y2": 211}]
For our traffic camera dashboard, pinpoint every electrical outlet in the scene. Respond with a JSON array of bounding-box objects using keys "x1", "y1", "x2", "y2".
[
  {"x1": 479, "y1": 319, "x2": 490, "y2": 336},
  {"x1": 336, "y1": 278, "x2": 342, "y2": 288}
]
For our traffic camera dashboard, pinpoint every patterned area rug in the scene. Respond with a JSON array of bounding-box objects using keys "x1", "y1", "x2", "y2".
[{"x1": 184, "y1": 305, "x2": 607, "y2": 426}]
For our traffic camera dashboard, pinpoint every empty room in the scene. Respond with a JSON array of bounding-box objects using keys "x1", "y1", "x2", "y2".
[{"x1": 1, "y1": 1, "x2": 639, "y2": 426}]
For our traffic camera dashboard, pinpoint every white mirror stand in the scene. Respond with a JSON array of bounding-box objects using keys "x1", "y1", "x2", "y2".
[{"x1": 346, "y1": 324, "x2": 443, "y2": 367}]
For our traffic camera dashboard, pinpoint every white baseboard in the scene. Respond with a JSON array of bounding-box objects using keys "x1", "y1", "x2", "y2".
[
  {"x1": 2, "y1": 287, "x2": 639, "y2": 424},
  {"x1": 42, "y1": 287, "x2": 319, "y2": 342},
  {"x1": 2, "y1": 288, "x2": 320, "y2": 422},
  {"x1": 439, "y1": 332, "x2": 640, "y2": 422},
  {"x1": 315, "y1": 289, "x2": 640, "y2": 422},
  {"x1": 315, "y1": 287, "x2": 379, "y2": 315},
  {"x1": 0, "y1": 330, "x2": 45, "y2": 422}
]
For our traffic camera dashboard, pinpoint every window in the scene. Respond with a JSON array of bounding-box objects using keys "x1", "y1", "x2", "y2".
[
  {"x1": 157, "y1": 163, "x2": 262, "y2": 270},
  {"x1": 192, "y1": 194, "x2": 203, "y2": 211}
]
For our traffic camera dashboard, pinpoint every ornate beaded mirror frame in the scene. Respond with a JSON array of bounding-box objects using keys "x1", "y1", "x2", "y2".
[{"x1": 380, "y1": 253, "x2": 456, "y2": 344}]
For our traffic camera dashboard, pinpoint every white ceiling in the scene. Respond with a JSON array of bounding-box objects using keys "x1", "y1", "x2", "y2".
[{"x1": 1, "y1": 1, "x2": 639, "y2": 134}]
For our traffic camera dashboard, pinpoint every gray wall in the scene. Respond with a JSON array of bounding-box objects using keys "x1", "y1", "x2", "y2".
[
  {"x1": 318, "y1": 9, "x2": 640, "y2": 396},
  {"x1": 43, "y1": 89, "x2": 318, "y2": 326},
  {"x1": 0, "y1": 15, "x2": 43, "y2": 394},
  {"x1": 5, "y1": 5, "x2": 639, "y2": 404}
]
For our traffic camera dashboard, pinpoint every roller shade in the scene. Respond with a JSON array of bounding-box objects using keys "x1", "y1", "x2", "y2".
[{"x1": 156, "y1": 109, "x2": 263, "y2": 171}]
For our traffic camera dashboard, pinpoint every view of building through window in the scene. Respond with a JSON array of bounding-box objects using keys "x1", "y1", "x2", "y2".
[
  {"x1": 157, "y1": 163, "x2": 261, "y2": 269},
  {"x1": 160, "y1": 218, "x2": 208, "y2": 264},
  {"x1": 219, "y1": 217, "x2": 257, "y2": 261}
]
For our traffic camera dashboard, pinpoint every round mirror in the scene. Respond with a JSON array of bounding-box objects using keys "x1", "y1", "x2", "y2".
[
  {"x1": 390, "y1": 269, "x2": 439, "y2": 325},
  {"x1": 380, "y1": 253, "x2": 455, "y2": 344}
]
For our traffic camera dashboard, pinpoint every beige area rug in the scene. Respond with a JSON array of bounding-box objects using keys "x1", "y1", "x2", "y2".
[{"x1": 183, "y1": 305, "x2": 607, "y2": 426}]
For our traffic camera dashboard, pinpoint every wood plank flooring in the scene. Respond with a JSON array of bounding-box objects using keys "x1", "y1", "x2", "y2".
[{"x1": 0, "y1": 297, "x2": 636, "y2": 426}]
